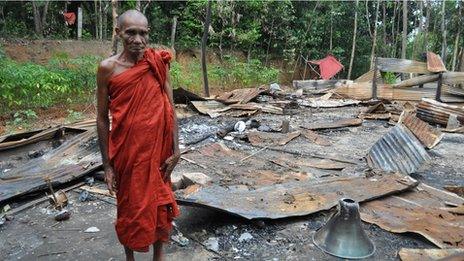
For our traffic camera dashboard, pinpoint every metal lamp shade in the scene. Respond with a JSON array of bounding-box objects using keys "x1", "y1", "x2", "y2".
[{"x1": 313, "y1": 198, "x2": 375, "y2": 259}]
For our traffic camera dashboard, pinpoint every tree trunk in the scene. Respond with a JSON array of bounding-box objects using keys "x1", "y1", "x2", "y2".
[
  {"x1": 441, "y1": 0, "x2": 447, "y2": 62},
  {"x1": 265, "y1": 19, "x2": 275, "y2": 67},
  {"x1": 365, "y1": 0, "x2": 372, "y2": 38},
  {"x1": 135, "y1": 0, "x2": 141, "y2": 11},
  {"x1": 103, "y1": 1, "x2": 109, "y2": 40},
  {"x1": 347, "y1": 0, "x2": 359, "y2": 80},
  {"x1": 142, "y1": 0, "x2": 151, "y2": 14},
  {"x1": 94, "y1": 0, "x2": 99, "y2": 39},
  {"x1": 370, "y1": 0, "x2": 380, "y2": 69},
  {"x1": 391, "y1": 1, "x2": 398, "y2": 57},
  {"x1": 329, "y1": 10, "x2": 333, "y2": 52},
  {"x1": 41, "y1": 1, "x2": 49, "y2": 35},
  {"x1": 382, "y1": 0, "x2": 386, "y2": 49},
  {"x1": 201, "y1": 0, "x2": 212, "y2": 97},
  {"x1": 424, "y1": 0, "x2": 430, "y2": 52},
  {"x1": 98, "y1": 0, "x2": 103, "y2": 40},
  {"x1": 32, "y1": 1, "x2": 49, "y2": 37},
  {"x1": 111, "y1": 0, "x2": 118, "y2": 55},
  {"x1": 170, "y1": 16, "x2": 178, "y2": 51},
  {"x1": 459, "y1": 47, "x2": 464, "y2": 72},
  {"x1": 452, "y1": 3, "x2": 462, "y2": 71},
  {"x1": 401, "y1": 0, "x2": 407, "y2": 60}
]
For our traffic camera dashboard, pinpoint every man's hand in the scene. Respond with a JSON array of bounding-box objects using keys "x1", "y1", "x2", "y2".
[
  {"x1": 104, "y1": 166, "x2": 117, "y2": 196},
  {"x1": 160, "y1": 153, "x2": 180, "y2": 181}
]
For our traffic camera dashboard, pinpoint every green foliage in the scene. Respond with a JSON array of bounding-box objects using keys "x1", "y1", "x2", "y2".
[
  {"x1": 170, "y1": 55, "x2": 278, "y2": 93},
  {"x1": 383, "y1": 72, "x2": 397, "y2": 84},
  {"x1": 0, "y1": 55, "x2": 100, "y2": 114},
  {"x1": 7, "y1": 109, "x2": 38, "y2": 129}
]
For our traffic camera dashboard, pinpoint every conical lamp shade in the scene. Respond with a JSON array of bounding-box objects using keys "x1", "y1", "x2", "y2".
[{"x1": 313, "y1": 198, "x2": 375, "y2": 259}]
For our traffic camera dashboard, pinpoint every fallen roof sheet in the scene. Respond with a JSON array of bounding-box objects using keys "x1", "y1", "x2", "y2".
[
  {"x1": 247, "y1": 131, "x2": 301, "y2": 147},
  {"x1": 416, "y1": 98, "x2": 464, "y2": 126},
  {"x1": 361, "y1": 183, "x2": 464, "y2": 249},
  {"x1": 0, "y1": 129, "x2": 101, "y2": 203},
  {"x1": 302, "y1": 118, "x2": 363, "y2": 130},
  {"x1": 173, "y1": 87, "x2": 206, "y2": 104},
  {"x1": 401, "y1": 113, "x2": 444, "y2": 149},
  {"x1": 216, "y1": 86, "x2": 268, "y2": 105},
  {"x1": 298, "y1": 98, "x2": 360, "y2": 108},
  {"x1": 427, "y1": 52, "x2": 447, "y2": 73},
  {"x1": 399, "y1": 248, "x2": 464, "y2": 261},
  {"x1": 377, "y1": 57, "x2": 429, "y2": 74},
  {"x1": 334, "y1": 83, "x2": 464, "y2": 102},
  {"x1": 292, "y1": 79, "x2": 351, "y2": 89},
  {"x1": 177, "y1": 173, "x2": 417, "y2": 219},
  {"x1": 367, "y1": 124, "x2": 430, "y2": 175}
]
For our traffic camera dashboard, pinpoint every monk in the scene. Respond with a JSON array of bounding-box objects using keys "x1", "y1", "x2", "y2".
[{"x1": 96, "y1": 10, "x2": 180, "y2": 261}]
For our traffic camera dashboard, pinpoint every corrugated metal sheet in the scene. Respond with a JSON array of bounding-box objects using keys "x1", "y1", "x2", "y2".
[
  {"x1": 402, "y1": 113, "x2": 444, "y2": 149},
  {"x1": 416, "y1": 98, "x2": 464, "y2": 125},
  {"x1": 361, "y1": 184, "x2": 464, "y2": 249},
  {"x1": 334, "y1": 83, "x2": 464, "y2": 102},
  {"x1": 377, "y1": 57, "x2": 429, "y2": 74},
  {"x1": 427, "y1": 51, "x2": 447, "y2": 72},
  {"x1": 399, "y1": 248, "x2": 464, "y2": 261},
  {"x1": 216, "y1": 86, "x2": 268, "y2": 104},
  {"x1": 177, "y1": 173, "x2": 417, "y2": 220},
  {"x1": 367, "y1": 124, "x2": 430, "y2": 174}
]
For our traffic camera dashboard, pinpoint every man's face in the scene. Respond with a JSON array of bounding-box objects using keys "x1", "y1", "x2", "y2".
[{"x1": 118, "y1": 18, "x2": 149, "y2": 54}]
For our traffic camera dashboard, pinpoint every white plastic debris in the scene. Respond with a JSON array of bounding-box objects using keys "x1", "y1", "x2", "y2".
[
  {"x1": 234, "y1": 121, "x2": 246, "y2": 133},
  {"x1": 270, "y1": 83, "x2": 282, "y2": 92},
  {"x1": 84, "y1": 226, "x2": 100, "y2": 233},
  {"x1": 171, "y1": 233, "x2": 189, "y2": 246},
  {"x1": 223, "y1": 136, "x2": 234, "y2": 141},
  {"x1": 238, "y1": 232, "x2": 253, "y2": 242},
  {"x1": 204, "y1": 237, "x2": 219, "y2": 252}
]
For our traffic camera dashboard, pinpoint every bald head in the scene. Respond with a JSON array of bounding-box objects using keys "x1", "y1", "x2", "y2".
[{"x1": 117, "y1": 10, "x2": 148, "y2": 30}]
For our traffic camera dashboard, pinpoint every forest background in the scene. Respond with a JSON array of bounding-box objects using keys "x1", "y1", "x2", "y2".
[{"x1": 0, "y1": 0, "x2": 463, "y2": 132}]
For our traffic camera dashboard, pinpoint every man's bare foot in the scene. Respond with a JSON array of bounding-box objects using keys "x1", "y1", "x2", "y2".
[
  {"x1": 124, "y1": 246, "x2": 135, "y2": 261},
  {"x1": 153, "y1": 241, "x2": 164, "y2": 261}
]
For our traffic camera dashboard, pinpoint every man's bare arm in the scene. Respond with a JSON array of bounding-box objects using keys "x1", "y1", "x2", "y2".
[{"x1": 96, "y1": 60, "x2": 116, "y2": 195}]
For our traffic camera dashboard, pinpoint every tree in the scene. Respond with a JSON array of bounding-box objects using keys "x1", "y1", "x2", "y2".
[
  {"x1": 201, "y1": 0, "x2": 212, "y2": 97},
  {"x1": 111, "y1": 0, "x2": 118, "y2": 55},
  {"x1": 370, "y1": 0, "x2": 380, "y2": 69},
  {"x1": 440, "y1": 0, "x2": 447, "y2": 63},
  {"x1": 347, "y1": 0, "x2": 358, "y2": 80},
  {"x1": 452, "y1": 2, "x2": 462, "y2": 71},
  {"x1": 31, "y1": 0, "x2": 49, "y2": 37},
  {"x1": 401, "y1": 0, "x2": 407, "y2": 60}
]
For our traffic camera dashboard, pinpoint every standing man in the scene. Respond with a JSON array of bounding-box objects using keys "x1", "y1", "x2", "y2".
[{"x1": 96, "y1": 10, "x2": 180, "y2": 261}]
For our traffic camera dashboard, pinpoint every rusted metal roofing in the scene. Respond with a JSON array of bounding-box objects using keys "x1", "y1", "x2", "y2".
[
  {"x1": 401, "y1": 113, "x2": 444, "y2": 149},
  {"x1": 0, "y1": 129, "x2": 101, "y2": 203},
  {"x1": 416, "y1": 98, "x2": 464, "y2": 126},
  {"x1": 177, "y1": 173, "x2": 417, "y2": 220},
  {"x1": 216, "y1": 86, "x2": 268, "y2": 104},
  {"x1": 367, "y1": 124, "x2": 430, "y2": 175},
  {"x1": 175, "y1": 143, "x2": 417, "y2": 219},
  {"x1": 361, "y1": 183, "x2": 464, "y2": 248},
  {"x1": 427, "y1": 51, "x2": 447, "y2": 73},
  {"x1": 335, "y1": 83, "x2": 464, "y2": 102},
  {"x1": 398, "y1": 248, "x2": 464, "y2": 261}
]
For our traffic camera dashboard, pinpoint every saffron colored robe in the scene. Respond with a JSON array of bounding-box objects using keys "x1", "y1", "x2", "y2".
[{"x1": 108, "y1": 48, "x2": 179, "y2": 252}]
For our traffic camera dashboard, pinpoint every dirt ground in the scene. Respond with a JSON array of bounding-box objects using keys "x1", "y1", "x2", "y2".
[{"x1": 2, "y1": 101, "x2": 462, "y2": 260}]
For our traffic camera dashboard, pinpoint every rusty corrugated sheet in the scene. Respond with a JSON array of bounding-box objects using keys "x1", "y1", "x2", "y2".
[
  {"x1": 335, "y1": 83, "x2": 464, "y2": 102},
  {"x1": 402, "y1": 113, "x2": 444, "y2": 149},
  {"x1": 367, "y1": 124, "x2": 430, "y2": 175},
  {"x1": 176, "y1": 143, "x2": 417, "y2": 219},
  {"x1": 427, "y1": 51, "x2": 447, "y2": 73},
  {"x1": 0, "y1": 127, "x2": 86, "y2": 151},
  {"x1": 302, "y1": 118, "x2": 363, "y2": 130},
  {"x1": 216, "y1": 86, "x2": 268, "y2": 104},
  {"x1": 177, "y1": 173, "x2": 417, "y2": 220},
  {"x1": 0, "y1": 129, "x2": 101, "y2": 203},
  {"x1": 361, "y1": 184, "x2": 464, "y2": 249},
  {"x1": 399, "y1": 248, "x2": 464, "y2": 261},
  {"x1": 416, "y1": 98, "x2": 464, "y2": 126}
]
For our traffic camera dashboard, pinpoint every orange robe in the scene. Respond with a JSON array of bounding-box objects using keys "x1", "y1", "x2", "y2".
[{"x1": 108, "y1": 48, "x2": 179, "y2": 252}]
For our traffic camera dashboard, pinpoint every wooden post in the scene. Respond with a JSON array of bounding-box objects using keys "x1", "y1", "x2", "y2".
[
  {"x1": 372, "y1": 57, "x2": 378, "y2": 99},
  {"x1": 201, "y1": 0, "x2": 212, "y2": 97},
  {"x1": 170, "y1": 16, "x2": 178, "y2": 54},
  {"x1": 435, "y1": 73, "x2": 443, "y2": 102},
  {"x1": 77, "y1": 7, "x2": 82, "y2": 39}
]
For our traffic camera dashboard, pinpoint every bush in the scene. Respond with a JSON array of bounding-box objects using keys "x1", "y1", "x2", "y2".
[{"x1": 0, "y1": 55, "x2": 100, "y2": 115}]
